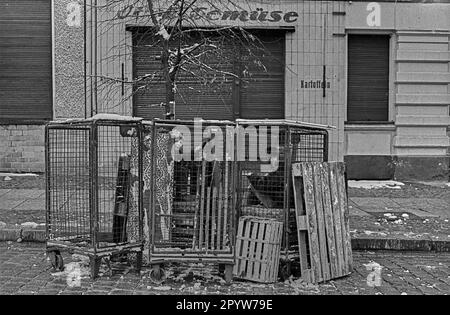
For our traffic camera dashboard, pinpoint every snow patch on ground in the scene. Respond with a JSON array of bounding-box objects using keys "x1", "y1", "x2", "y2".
[
  {"x1": 21, "y1": 222, "x2": 41, "y2": 229},
  {"x1": 348, "y1": 180, "x2": 405, "y2": 190},
  {"x1": 364, "y1": 231, "x2": 388, "y2": 237},
  {"x1": 0, "y1": 173, "x2": 39, "y2": 178}
]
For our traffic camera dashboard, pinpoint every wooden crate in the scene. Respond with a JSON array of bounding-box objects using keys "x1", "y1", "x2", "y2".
[
  {"x1": 292, "y1": 162, "x2": 353, "y2": 284},
  {"x1": 234, "y1": 217, "x2": 284, "y2": 283}
]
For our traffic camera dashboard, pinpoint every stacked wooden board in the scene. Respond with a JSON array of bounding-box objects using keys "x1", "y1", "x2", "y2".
[{"x1": 292, "y1": 162, "x2": 353, "y2": 284}]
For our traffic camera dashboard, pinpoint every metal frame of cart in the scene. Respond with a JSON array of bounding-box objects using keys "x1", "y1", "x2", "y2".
[
  {"x1": 145, "y1": 119, "x2": 238, "y2": 282},
  {"x1": 45, "y1": 118, "x2": 145, "y2": 278}
]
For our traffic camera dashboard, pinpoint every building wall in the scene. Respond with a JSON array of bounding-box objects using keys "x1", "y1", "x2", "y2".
[
  {"x1": 1, "y1": 0, "x2": 448, "y2": 179},
  {"x1": 84, "y1": 0, "x2": 348, "y2": 161},
  {"x1": 344, "y1": 1, "x2": 450, "y2": 180},
  {"x1": 0, "y1": 125, "x2": 45, "y2": 173},
  {"x1": 0, "y1": 0, "x2": 85, "y2": 173},
  {"x1": 81, "y1": 0, "x2": 449, "y2": 180},
  {"x1": 0, "y1": 0, "x2": 53, "y2": 173},
  {"x1": 54, "y1": 0, "x2": 85, "y2": 119}
]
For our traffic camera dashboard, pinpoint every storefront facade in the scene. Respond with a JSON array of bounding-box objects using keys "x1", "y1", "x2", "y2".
[{"x1": 1, "y1": 0, "x2": 449, "y2": 180}]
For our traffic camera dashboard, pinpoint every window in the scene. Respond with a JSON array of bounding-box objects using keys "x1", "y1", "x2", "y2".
[
  {"x1": 0, "y1": 0, "x2": 53, "y2": 122},
  {"x1": 347, "y1": 34, "x2": 390, "y2": 122}
]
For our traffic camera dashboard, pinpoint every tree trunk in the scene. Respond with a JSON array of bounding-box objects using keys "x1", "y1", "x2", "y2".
[{"x1": 162, "y1": 41, "x2": 175, "y2": 120}]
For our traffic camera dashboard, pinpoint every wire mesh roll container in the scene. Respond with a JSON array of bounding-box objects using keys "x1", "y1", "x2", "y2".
[{"x1": 45, "y1": 116, "x2": 145, "y2": 278}]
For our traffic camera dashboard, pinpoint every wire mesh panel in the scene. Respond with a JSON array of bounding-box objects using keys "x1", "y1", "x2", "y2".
[
  {"x1": 235, "y1": 120, "x2": 329, "y2": 277},
  {"x1": 46, "y1": 125, "x2": 91, "y2": 244},
  {"x1": 45, "y1": 118, "x2": 144, "y2": 277},
  {"x1": 146, "y1": 120, "x2": 236, "y2": 265}
]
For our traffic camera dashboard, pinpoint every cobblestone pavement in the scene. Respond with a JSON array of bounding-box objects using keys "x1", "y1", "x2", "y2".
[{"x1": 0, "y1": 243, "x2": 449, "y2": 295}]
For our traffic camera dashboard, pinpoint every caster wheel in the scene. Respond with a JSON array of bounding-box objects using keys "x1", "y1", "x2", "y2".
[
  {"x1": 49, "y1": 251, "x2": 64, "y2": 272},
  {"x1": 149, "y1": 265, "x2": 166, "y2": 284}
]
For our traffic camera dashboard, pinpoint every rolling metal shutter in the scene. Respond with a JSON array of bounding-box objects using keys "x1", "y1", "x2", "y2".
[
  {"x1": 133, "y1": 30, "x2": 285, "y2": 121},
  {"x1": 133, "y1": 31, "x2": 235, "y2": 120},
  {"x1": 347, "y1": 35, "x2": 390, "y2": 122},
  {"x1": 0, "y1": 0, "x2": 52, "y2": 121},
  {"x1": 239, "y1": 32, "x2": 285, "y2": 119}
]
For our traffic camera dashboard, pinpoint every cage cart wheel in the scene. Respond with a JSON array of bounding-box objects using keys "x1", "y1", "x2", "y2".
[
  {"x1": 48, "y1": 250, "x2": 64, "y2": 272},
  {"x1": 149, "y1": 264, "x2": 166, "y2": 284}
]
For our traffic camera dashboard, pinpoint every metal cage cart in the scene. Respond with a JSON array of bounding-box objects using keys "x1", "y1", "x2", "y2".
[
  {"x1": 145, "y1": 120, "x2": 237, "y2": 282},
  {"x1": 235, "y1": 119, "x2": 330, "y2": 278},
  {"x1": 45, "y1": 116, "x2": 145, "y2": 278}
]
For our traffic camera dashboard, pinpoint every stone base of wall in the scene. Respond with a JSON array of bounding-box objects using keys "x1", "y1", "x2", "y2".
[
  {"x1": 394, "y1": 156, "x2": 450, "y2": 182},
  {"x1": 0, "y1": 125, "x2": 45, "y2": 173},
  {"x1": 345, "y1": 155, "x2": 450, "y2": 181}
]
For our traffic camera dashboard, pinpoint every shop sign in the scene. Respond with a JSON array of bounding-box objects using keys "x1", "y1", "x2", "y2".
[
  {"x1": 301, "y1": 80, "x2": 331, "y2": 89},
  {"x1": 116, "y1": 5, "x2": 299, "y2": 24}
]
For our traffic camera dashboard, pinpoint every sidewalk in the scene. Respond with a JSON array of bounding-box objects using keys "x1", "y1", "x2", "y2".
[
  {"x1": 347, "y1": 182, "x2": 450, "y2": 251},
  {"x1": 0, "y1": 174, "x2": 449, "y2": 251}
]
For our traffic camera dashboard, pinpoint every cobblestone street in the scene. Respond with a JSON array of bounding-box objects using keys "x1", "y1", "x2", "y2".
[{"x1": 0, "y1": 243, "x2": 449, "y2": 295}]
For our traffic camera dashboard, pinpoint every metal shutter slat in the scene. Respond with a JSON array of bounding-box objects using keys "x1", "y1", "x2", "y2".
[{"x1": 0, "y1": 0, "x2": 52, "y2": 121}]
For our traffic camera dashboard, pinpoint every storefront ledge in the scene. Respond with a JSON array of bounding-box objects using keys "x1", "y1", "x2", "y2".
[{"x1": 345, "y1": 123, "x2": 396, "y2": 132}]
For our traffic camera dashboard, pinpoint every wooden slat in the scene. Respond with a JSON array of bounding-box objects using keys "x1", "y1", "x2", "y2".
[
  {"x1": 329, "y1": 163, "x2": 345, "y2": 276},
  {"x1": 266, "y1": 222, "x2": 277, "y2": 281},
  {"x1": 211, "y1": 187, "x2": 217, "y2": 250},
  {"x1": 217, "y1": 182, "x2": 223, "y2": 250},
  {"x1": 246, "y1": 220, "x2": 259, "y2": 279},
  {"x1": 233, "y1": 216, "x2": 245, "y2": 276},
  {"x1": 205, "y1": 187, "x2": 211, "y2": 250},
  {"x1": 271, "y1": 222, "x2": 283, "y2": 281},
  {"x1": 301, "y1": 163, "x2": 323, "y2": 282},
  {"x1": 259, "y1": 220, "x2": 272, "y2": 280},
  {"x1": 223, "y1": 162, "x2": 229, "y2": 249},
  {"x1": 254, "y1": 220, "x2": 265, "y2": 281},
  {"x1": 320, "y1": 163, "x2": 339, "y2": 279},
  {"x1": 292, "y1": 167, "x2": 313, "y2": 283},
  {"x1": 192, "y1": 164, "x2": 201, "y2": 250},
  {"x1": 240, "y1": 218, "x2": 252, "y2": 277},
  {"x1": 337, "y1": 163, "x2": 353, "y2": 272},
  {"x1": 311, "y1": 163, "x2": 331, "y2": 281},
  {"x1": 199, "y1": 161, "x2": 206, "y2": 248}
]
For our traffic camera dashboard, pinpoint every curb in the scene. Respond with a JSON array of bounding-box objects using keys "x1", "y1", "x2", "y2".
[
  {"x1": 351, "y1": 237, "x2": 450, "y2": 253},
  {"x1": 1, "y1": 228, "x2": 449, "y2": 252},
  {"x1": 0, "y1": 228, "x2": 46, "y2": 243}
]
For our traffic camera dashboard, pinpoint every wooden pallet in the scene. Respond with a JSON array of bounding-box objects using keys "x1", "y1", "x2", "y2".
[
  {"x1": 292, "y1": 162, "x2": 353, "y2": 284},
  {"x1": 234, "y1": 217, "x2": 283, "y2": 283}
]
